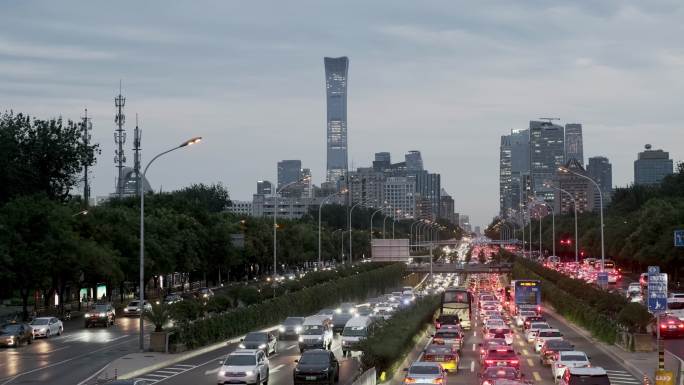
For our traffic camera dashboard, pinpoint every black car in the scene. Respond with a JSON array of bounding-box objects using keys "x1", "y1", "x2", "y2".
[
  {"x1": 523, "y1": 315, "x2": 547, "y2": 330},
  {"x1": 84, "y1": 303, "x2": 116, "y2": 328},
  {"x1": 239, "y1": 331, "x2": 277, "y2": 355},
  {"x1": 540, "y1": 339, "x2": 575, "y2": 366},
  {"x1": 280, "y1": 317, "x2": 305, "y2": 340},
  {"x1": 294, "y1": 349, "x2": 339, "y2": 385},
  {"x1": 0, "y1": 323, "x2": 33, "y2": 347}
]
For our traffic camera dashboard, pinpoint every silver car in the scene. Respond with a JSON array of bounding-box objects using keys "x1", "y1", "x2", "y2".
[
  {"x1": 403, "y1": 361, "x2": 448, "y2": 384},
  {"x1": 29, "y1": 317, "x2": 63, "y2": 338},
  {"x1": 217, "y1": 349, "x2": 269, "y2": 385}
]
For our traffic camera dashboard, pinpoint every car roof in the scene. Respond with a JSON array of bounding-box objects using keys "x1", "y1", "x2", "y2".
[
  {"x1": 568, "y1": 367, "x2": 607, "y2": 375},
  {"x1": 32, "y1": 317, "x2": 54, "y2": 321},
  {"x1": 301, "y1": 349, "x2": 330, "y2": 356},
  {"x1": 411, "y1": 361, "x2": 441, "y2": 368},
  {"x1": 560, "y1": 351, "x2": 588, "y2": 357},
  {"x1": 538, "y1": 329, "x2": 560, "y2": 333},
  {"x1": 231, "y1": 349, "x2": 259, "y2": 355},
  {"x1": 345, "y1": 316, "x2": 371, "y2": 327}
]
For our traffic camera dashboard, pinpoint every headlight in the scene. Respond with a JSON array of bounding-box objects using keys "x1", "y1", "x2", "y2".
[
  {"x1": 123, "y1": 308, "x2": 129, "y2": 312},
  {"x1": 317, "y1": 336, "x2": 323, "y2": 341},
  {"x1": 238, "y1": 343, "x2": 245, "y2": 348},
  {"x1": 85, "y1": 313, "x2": 91, "y2": 317},
  {"x1": 40, "y1": 328, "x2": 47, "y2": 332},
  {"x1": 99, "y1": 312, "x2": 106, "y2": 317},
  {"x1": 335, "y1": 308, "x2": 341, "y2": 314},
  {"x1": 258, "y1": 344, "x2": 267, "y2": 349},
  {"x1": 218, "y1": 370, "x2": 225, "y2": 376},
  {"x1": 245, "y1": 371, "x2": 254, "y2": 376},
  {"x1": 295, "y1": 326, "x2": 302, "y2": 333},
  {"x1": 279, "y1": 327, "x2": 285, "y2": 332},
  {"x1": 299, "y1": 336, "x2": 304, "y2": 342}
]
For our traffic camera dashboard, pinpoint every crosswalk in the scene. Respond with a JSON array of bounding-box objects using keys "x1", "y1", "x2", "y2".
[
  {"x1": 136, "y1": 364, "x2": 197, "y2": 384},
  {"x1": 606, "y1": 369, "x2": 641, "y2": 385}
]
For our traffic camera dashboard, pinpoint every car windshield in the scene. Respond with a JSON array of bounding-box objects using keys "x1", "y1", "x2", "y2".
[
  {"x1": 31, "y1": 319, "x2": 49, "y2": 325},
  {"x1": 342, "y1": 326, "x2": 366, "y2": 337},
  {"x1": 488, "y1": 349, "x2": 517, "y2": 359},
  {"x1": 224, "y1": 354, "x2": 256, "y2": 366},
  {"x1": 539, "y1": 331, "x2": 562, "y2": 337},
  {"x1": 302, "y1": 325, "x2": 324, "y2": 335},
  {"x1": 299, "y1": 353, "x2": 330, "y2": 365},
  {"x1": 284, "y1": 318, "x2": 303, "y2": 325},
  {"x1": 569, "y1": 374, "x2": 611, "y2": 385},
  {"x1": 484, "y1": 368, "x2": 518, "y2": 379},
  {"x1": 1, "y1": 324, "x2": 21, "y2": 333},
  {"x1": 94, "y1": 305, "x2": 109, "y2": 312},
  {"x1": 128, "y1": 301, "x2": 139, "y2": 306},
  {"x1": 530, "y1": 323, "x2": 549, "y2": 329},
  {"x1": 410, "y1": 365, "x2": 440, "y2": 375},
  {"x1": 520, "y1": 312, "x2": 536, "y2": 317},
  {"x1": 547, "y1": 341, "x2": 573, "y2": 349},
  {"x1": 562, "y1": 354, "x2": 587, "y2": 362},
  {"x1": 668, "y1": 302, "x2": 684, "y2": 310},
  {"x1": 426, "y1": 346, "x2": 451, "y2": 354},
  {"x1": 244, "y1": 333, "x2": 267, "y2": 342},
  {"x1": 436, "y1": 332, "x2": 459, "y2": 339}
]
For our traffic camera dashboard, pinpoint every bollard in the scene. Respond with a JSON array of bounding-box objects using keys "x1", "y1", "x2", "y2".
[{"x1": 644, "y1": 374, "x2": 652, "y2": 385}]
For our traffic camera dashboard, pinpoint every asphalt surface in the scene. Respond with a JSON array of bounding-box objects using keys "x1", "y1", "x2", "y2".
[{"x1": 0, "y1": 315, "x2": 152, "y2": 385}]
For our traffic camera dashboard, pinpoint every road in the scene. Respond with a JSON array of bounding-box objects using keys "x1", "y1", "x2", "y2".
[{"x1": 0, "y1": 316, "x2": 152, "y2": 385}]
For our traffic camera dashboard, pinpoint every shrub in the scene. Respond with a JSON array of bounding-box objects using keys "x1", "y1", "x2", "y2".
[
  {"x1": 171, "y1": 298, "x2": 203, "y2": 322},
  {"x1": 617, "y1": 303, "x2": 653, "y2": 333},
  {"x1": 144, "y1": 303, "x2": 172, "y2": 332}
]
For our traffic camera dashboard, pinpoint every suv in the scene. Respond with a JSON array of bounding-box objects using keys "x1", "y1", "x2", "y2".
[
  {"x1": 239, "y1": 332, "x2": 277, "y2": 355},
  {"x1": 526, "y1": 322, "x2": 551, "y2": 343},
  {"x1": 332, "y1": 303, "x2": 357, "y2": 333},
  {"x1": 217, "y1": 349, "x2": 269, "y2": 385},
  {"x1": 558, "y1": 367, "x2": 610, "y2": 385},
  {"x1": 84, "y1": 304, "x2": 116, "y2": 328},
  {"x1": 482, "y1": 347, "x2": 520, "y2": 372},
  {"x1": 293, "y1": 349, "x2": 339, "y2": 385}
]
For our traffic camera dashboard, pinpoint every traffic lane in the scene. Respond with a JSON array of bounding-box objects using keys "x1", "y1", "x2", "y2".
[
  {"x1": 665, "y1": 338, "x2": 684, "y2": 361},
  {"x1": 142, "y1": 335, "x2": 359, "y2": 385},
  {"x1": 0, "y1": 317, "x2": 151, "y2": 385}
]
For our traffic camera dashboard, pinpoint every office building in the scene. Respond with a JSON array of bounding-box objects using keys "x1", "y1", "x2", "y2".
[
  {"x1": 555, "y1": 159, "x2": 596, "y2": 214},
  {"x1": 439, "y1": 188, "x2": 456, "y2": 224},
  {"x1": 529, "y1": 121, "x2": 565, "y2": 203},
  {"x1": 324, "y1": 56, "x2": 349, "y2": 183},
  {"x1": 409, "y1": 171, "x2": 441, "y2": 219},
  {"x1": 277, "y1": 160, "x2": 302, "y2": 189},
  {"x1": 415, "y1": 195, "x2": 433, "y2": 219},
  {"x1": 405, "y1": 150, "x2": 424, "y2": 172},
  {"x1": 257, "y1": 180, "x2": 272, "y2": 196},
  {"x1": 587, "y1": 156, "x2": 612, "y2": 204},
  {"x1": 301, "y1": 168, "x2": 313, "y2": 198},
  {"x1": 565, "y1": 123, "x2": 584, "y2": 166},
  {"x1": 500, "y1": 129, "x2": 529, "y2": 217},
  {"x1": 384, "y1": 176, "x2": 416, "y2": 219},
  {"x1": 349, "y1": 167, "x2": 385, "y2": 207},
  {"x1": 459, "y1": 215, "x2": 471, "y2": 233},
  {"x1": 227, "y1": 200, "x2": 253, "y2": 216},
  {"x1": 634, "y1": 144, "x2": 674, "y2": 186},
  {"x1": 252, "y1": 195, "x2": 320, "y2": 220}
]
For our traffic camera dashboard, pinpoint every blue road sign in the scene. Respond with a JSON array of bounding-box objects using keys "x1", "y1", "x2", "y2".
[
  {"x1": 648, "y1": 273, "x2": 668, "y2": 313},
  {"x1": 675, "y1": 230, "x2": 684, "y2": 247},
  {"x1": 648, "y1": 266, "x2": 660, "y2": 274},
  {"x1": 597, "y1": 272, "x2": 608, "y2": 286}
]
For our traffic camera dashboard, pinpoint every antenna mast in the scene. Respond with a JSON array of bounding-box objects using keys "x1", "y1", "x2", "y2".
[
  {"x1": 114, "y1": 81, "x2": 126, "y2": 197},
  {"x1": 133, "y1": 114, "x2": 142, "y2": 196},
  {"x1": 81, "y1": 109, "x2": 93, "y2": 207}
]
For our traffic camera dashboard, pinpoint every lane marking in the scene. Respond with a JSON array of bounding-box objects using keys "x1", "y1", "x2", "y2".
[
  {"x1": 155, "y1": 370, "x2": 181, "y2": 375},
  {"x1": 533, "y1": 371, "x2": 542, "y2": 381},
  {"x1": 271, "y1": 364, "x2": 285, "y2": 373},
  {"x1": 472, "y1": 343, "x2": 476, "y2": 352},
  {"x1": 527, "y1": 358, "x2": 534, "y2": 367},
  {"x1": 145, "y1": 374, "x2": 170, "y2": 378},
  {"x1": 522, "y1": 349, "x2": 529, "y2": 356},
  {"x1": 173, "y1": 364, "x2": 195, "y2": 368},
  {"x1": 473, "y1": 331, "x2": 477, "y2": 337},
  {"x1": 609, "y1": 373, "x2": 637, "y2": 378},
  {"x1": 204, "y1": 368, "x2": 220, "y2": 376},
  {"x1": 470, "y1": 360, "x2": 475, "y2": 372},
  {"x1": 286, "y1": 345, "x2": 296, "y2": 350}
]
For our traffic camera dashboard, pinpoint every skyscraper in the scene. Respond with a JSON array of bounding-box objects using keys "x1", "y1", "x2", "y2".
[
  {"x1": 373, "y1": 152, "x2": 391, "y2": 172},
  {"x1": 257, "y1": 180, "x2": 273, "y2": 195},
  {"x1": 565, "y1": 123, "x2": 584, "y2": 166},
  {"x1": 500, "y1": 129, "x2": 529, "y2": 217},
  {"x1": 405, "y1": 150, "x2": 424, "y2": 171},
  {"x1": 555, "y1": 159, "x2": 597, "y2": 214},
  {"x1": 587, "y1": 156, "x2": 612, "y2": 204},
  {"x1": 634, "y1": 145, "x2": 673, "y2": 186},
  {"x1": 324, "y1": 57, "x2": 349, "y2": 184},
  {"x1": 277, "y1": 159, "x2": 302, "y2": 189},
  {"x1": 529, "y1": 121, "x2": 565, "y2": 203}
]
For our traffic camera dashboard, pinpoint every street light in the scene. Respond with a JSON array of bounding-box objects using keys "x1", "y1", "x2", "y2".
[
  {"x1": 410, "y1": 220, "x2": 422, "y2": 250},
  {"x1": 318, "y1": 189, "x2": 347, "y2": 267},
  {"x1": 545, "y1": 182, "x2": 579, "y2": 263},
  {"x1": 392, "y1": 209, "x2": 402, "y2": 239},
  {"x1": 349, "y1": 198, "x2": 374, "y2": 264},
  {"x1": 559, "y1": 166, "x2": 605, "y2": 270},
  {"x1": 370, "y1": 207, "x2": 384, "y2": 240},
  {"x1": 139, "y1": 136, "x2": 201, "y2": 351},
  {"x1": 274, "y1": 177, "x2": 310, "y2": 277},
  {"x1": 540, "y1": 202, "x2": 555, "y2": 258},
  {"x1": 382, "y1": 204, "x2": 393, "y2": 238}
]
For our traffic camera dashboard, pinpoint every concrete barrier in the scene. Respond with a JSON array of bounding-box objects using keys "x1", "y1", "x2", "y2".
[{"x1": 353, "y1": 368, "x2": 376, "y2": 385}]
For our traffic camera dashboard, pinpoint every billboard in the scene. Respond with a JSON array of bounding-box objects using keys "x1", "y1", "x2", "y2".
[{"x1": 371, "y1": 239, "x2": 410, "y2": 262}]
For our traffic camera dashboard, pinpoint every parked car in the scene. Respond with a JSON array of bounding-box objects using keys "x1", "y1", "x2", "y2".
[
  {"x1": 84, "y1": 303, "x2": 116, "y2": 328},
  {"x1": 217, "y1": 349, "x2": 269, "y2": 385},
  {"x1": 29, "y1": 317, "x2": 63, "y2": 338},
  {"x1": 403, "y1": 361, "x2": 448, "y2": 385},
  {"x1": 293, "y1": 349, "x2": 339, "y2": 385},
  {"x1": 122, "y1": 300, "x2": 152, "y2": 317},
  {"x1": 0, "y1": 323, "x2": 33, "y2": 347},
  {"x1": 239, "y1": 332, "x2": 277, "y2": 355}
]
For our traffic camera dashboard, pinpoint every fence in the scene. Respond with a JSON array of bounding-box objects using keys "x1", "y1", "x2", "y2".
[{"x1": 665, "y1": 350, "x2": 684, "y2": 385}]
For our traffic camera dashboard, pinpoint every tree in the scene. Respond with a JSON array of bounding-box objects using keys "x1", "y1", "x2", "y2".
[
  {"x1": 0, "y1": 112, "x2": 100, "y2": 204},
  {"x1": 477, "y1": 250, "x2": 486, "y2": 264}
]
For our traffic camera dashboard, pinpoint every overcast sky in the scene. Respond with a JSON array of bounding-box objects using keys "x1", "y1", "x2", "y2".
[{"x1": 2, "y1": 1, "x2": 683, "y2": 227}]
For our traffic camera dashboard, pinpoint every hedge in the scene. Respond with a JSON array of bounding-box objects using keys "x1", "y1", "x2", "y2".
[
  {"x1": 175, "y1": 263, "x2": 408, "y2": 348},
  {"x1": 359, "y1": 295, "x2": 440, "y2": 378}
]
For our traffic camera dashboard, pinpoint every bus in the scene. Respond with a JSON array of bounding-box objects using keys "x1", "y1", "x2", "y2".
[
  {"x1": 510, "y1": 280, "x2": 541, "y2": 315},
  {"x1": 439, "y1": 287, "x2": 472, "y2": 330}
]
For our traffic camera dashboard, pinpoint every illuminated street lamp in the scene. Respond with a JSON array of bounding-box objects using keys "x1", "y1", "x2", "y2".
[{"x1": 545, "y1": 182, "x2": 579, "y2": 263}]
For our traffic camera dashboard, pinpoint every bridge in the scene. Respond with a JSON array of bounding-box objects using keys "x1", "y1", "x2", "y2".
[{"x1": 406, "y1": 262, "x2": 513, "y2": 273}]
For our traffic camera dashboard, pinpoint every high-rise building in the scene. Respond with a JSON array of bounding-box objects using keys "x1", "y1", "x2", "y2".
[
  {"x1": 373, "y1": 152, "x2": 391, "y2": 172},
  {"x1": 349, "y1": 167, "x2": 385, "y2": 207},
  {"x1": 587, "y1": 156, "x2": 612, "y2": 204},
  {"x1": 555, "y1": 159, "x2": 596, "y2": 214},
  {"x1": 277, "y1": 160, "x2": 302, "y2": 189},
  {"x1": 459, "y1": 215, "x2": 471, "y2": 233},
  {"x1": 384, "y1": 176, "x2": 416, "y2": 219},
  {"x1": 634, "y1": 145, "x2": 673, "y2": 186},
  {"x1": 257, "y1": 180, "x2": 273, "y2": 196},
  {"x1": 564, "y1": 123, "x2": 584, "y2": 166},
  {"x1": 409, "y1": 171, "x2": 440, "y2": 219},
  {"x1": 439, "y1": 188, "x2": 456, "y2": 224},
  {"x1": 301, "y1": 168, "x2": 313, "y2": 198},
  {"x1": 324, "y1": 56, "x2": 349, "y2": 184},
  {"x1": 405, "y1": 150, "x2": 424, "y2": 172},
  {"x1": 500, "y1": 129, "x2": 529, "y2": 217},
  {"x1": 529, "y1": 121, "x2": 565, "y2": 203}
]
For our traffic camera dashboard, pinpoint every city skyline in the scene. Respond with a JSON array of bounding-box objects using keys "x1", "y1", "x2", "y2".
[{"x1": 2, "y1": 1, "x2": 684, "y2": 228}]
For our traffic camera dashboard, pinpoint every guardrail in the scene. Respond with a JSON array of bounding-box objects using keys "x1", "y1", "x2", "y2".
[
  {"x1": 352, "y1": 368, "x2": 376, "y2": 385},
  {"x1": 665, "y1": 350, "x2": 684, "y2": 385}
]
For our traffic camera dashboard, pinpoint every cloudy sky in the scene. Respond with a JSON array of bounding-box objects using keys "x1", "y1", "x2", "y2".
[{"x1": 2, "y1": 1, "x2": 683, "y2": 227}]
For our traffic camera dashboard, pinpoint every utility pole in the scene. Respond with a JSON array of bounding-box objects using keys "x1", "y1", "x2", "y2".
[
  {"x1": 133, "y1": 114, "x2": 142, "y2": 196},
  {"x1": 80, "y1": 109, "x2": 92, "y2": 207},
  {"x1": 114, "y1": 81, "x2": 126, "y2": 197}
]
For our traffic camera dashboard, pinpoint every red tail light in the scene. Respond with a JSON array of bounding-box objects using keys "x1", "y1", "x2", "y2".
[
  {"x1": 432, "y1": 378, "x2": 443, "y2": 384},
  {"x1": 405, "y1": 377, "x2": 417, "y2": 384},
  {"x1": 485, "y1": 360, "x2": 494, "y2": 365},
  {"x1": 510, "y1": 360, "x2": 519, "y2": 365},
  {"x1": 435, "y1": 322, "x2": 441, "y2": 328},
  {"x1": 661, "y1": 324, "x2": 667, "y2": 329},
  {"x1": 424, "y1": 355, "x2": 434, "y2": 361},
  {"x1": 483, "y1": 381, "x2": 491, "y2": 385}
]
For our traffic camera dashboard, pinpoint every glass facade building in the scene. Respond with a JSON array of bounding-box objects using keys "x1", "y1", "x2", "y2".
[
  {"x1": 529, "y1": 121, "x2": 565, "y2": 203},
  {"x1": 564, "y1": 123, "x2": 584, "y2": 166},
  {"x1": 634, "y1": 145, "x2": 673, "y2": 186},
  {"x1": 324, "y1": 57, "x2": 349, "y2": 183}
]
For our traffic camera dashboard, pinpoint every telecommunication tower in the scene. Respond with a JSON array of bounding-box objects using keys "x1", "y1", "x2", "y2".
[
  {"x1": 80, "y1": 109, "x2": 93, "y2": 207},
  {"x1": 114, "y1": 82, "x2": 126, "y2": 196},
  {"x1": 133, "y1": 114, "x2": 142, "y2": 195}
]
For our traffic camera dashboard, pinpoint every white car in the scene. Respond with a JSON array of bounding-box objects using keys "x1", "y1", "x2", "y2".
[
  {"x1": 526, "y1": 322, "x2": 551, "y2": 343},
  {"x1": 122, "y1": 300, "x2": 152, "y2": 316},
  {"x1": 534, "y1": 329, "x2": 563, "y2": 352},
  {"x1": 516, "y1": 311, "x2": 537, "y2": 327},
  {"x1": 552, "y1": 351, "x2": 591, "y2": 381},
  {"x1": 217, "y1": 349, "x2": 269, "y2": 385},
  {"x1": 29, "y1": 317, "x2": 63, "y2": 338},
  {"x1": 373, "y1": 304, "x2": 395, "y2": 320}
]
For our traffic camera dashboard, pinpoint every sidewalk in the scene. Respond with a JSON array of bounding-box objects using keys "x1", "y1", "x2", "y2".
[{"x1": 545, "y1": 307, "x2": 658, "y2": 382}]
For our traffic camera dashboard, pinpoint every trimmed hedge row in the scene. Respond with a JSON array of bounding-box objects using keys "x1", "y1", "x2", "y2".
[
  {"x1": 359, "y1": 295, "x2": 440, "y2": 378},
  {"x1": 176, "y1": 263, "x2": 408, "y2": 348}
]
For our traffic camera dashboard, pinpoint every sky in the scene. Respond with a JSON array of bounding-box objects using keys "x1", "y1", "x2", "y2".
[{"x1": 1, "y1": 1, "x2": 683, "y2": 228}]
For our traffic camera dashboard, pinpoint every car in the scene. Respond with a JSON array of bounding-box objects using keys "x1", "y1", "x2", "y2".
[
  {"x1": 515, "y1": 311, "x2": 537, "y2": 327},
  {"x1": 479, "y1": 339, "x2": 508, "y2": 363},
  {"x1": 432, "y1": 329, "x2": 464, "y2": 352},
  {"x1": 525, "y1": 322, "x2": 551, "y2": 343},
  {"x1": 435, "y1": 314, "x2": 460, "y2": 329},
  {"x1": 534, "y1": 329, "x2": 563, "y2": 352},
  {"x1": 540, "y1": 340, "x2": 575, "y2": 366},
  {"x1": 197, "y1": 287, "x2": 214, "y2": 302},
  {"x1": 332, "y1": 303, "x2": 357, "y2": 333},
  {"x1": 403, "y1": 361, "x2": 448, "y2": 385},
  {"x1": 341, "y1": 316, "x2": 374, "y2": 357},
  {"x1": 122, "y1": 300, "x2": 152, "y2": 317},
  {"x1": 217, "y1": 349, "x2": 270, "y2": 385},
  {"x1": 627, "y1": 282, "x2": 641, "y2": 294},
  {"x1": 422, "y1": 343, "x2": 459, "y2": 373},
  {"x1": 0, "y1": 323, "x2": 33, "y2": 347},
  {"x1": 29, "y1": 317, "x2": 63, "y2": 338},
  {"x1": 316, "y1": 309, "x2": 335, "y2": 322},
  {"x1": 240, "y1": 332, "x2": 277, "y2": 355},
  {"x1": 480, "y1": 367, "x2": 522, "y2": 385},
  {"x1": 163, "y1": 294, "x2": 183, "y2": 305},
  {"x1": 486, "y1": 327, "x2": 514, "y2": 345},
  {"x1": 279, "y1": 317, "x2": 305, "y2": 340},
  {"x1": 481, "y1": 347, "x2": 520, "y2": 372},
  {"x1": 372, "y1": 304, "x2": 395, "y2": 320},
  {"x1": 656, "y1": 315, "x2": 684, "y2": 338},
  {"x1": 84, "y1": 303, "x2": 116, "y2": 327},
  {"x1": 523, "y1": 316, "x2": 547, "y2": 330},
  {"x1": 558, "y1": 366, "x2": 610, "y2": 385},
  {"x1": 299, "y1": 316, "x2": 334, "y2": 352},
  {"x1": 552, "y1": 351, "x2": 591, "y2": 381},
  {"x1": 293, "y1": 349, "x2": 339, "y2": 385}
]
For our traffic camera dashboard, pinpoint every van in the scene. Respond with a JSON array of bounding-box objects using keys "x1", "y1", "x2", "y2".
[
  {"x1": 341, "y1": 316, "x2": 374, "y2": 357},
  {"x1": 298, "y1": 315, "x2": 333, "y2": 353}
]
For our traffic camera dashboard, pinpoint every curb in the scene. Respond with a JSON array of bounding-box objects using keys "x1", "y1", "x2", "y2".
[{"x1": 544, "y1": 306, "x2": 653, "y2": 382}]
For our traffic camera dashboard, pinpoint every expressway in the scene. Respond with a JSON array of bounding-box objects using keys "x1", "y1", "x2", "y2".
[{"x1": 0, "y1": 316, "x2": 152, "y2": 385}]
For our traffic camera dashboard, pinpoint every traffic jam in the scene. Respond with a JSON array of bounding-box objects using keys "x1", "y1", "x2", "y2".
[{"x1": 403, "y1": 273, "x2": 638, "y2": 385}]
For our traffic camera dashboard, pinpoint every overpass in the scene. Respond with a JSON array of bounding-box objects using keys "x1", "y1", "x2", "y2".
[{"x1": 406, "y1": 262, "x2": 513, "y2": 274}]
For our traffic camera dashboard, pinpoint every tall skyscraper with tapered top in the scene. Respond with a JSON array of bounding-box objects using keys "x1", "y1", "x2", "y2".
[{"x1": 324, "y1": 57, "x2": 349, "y2": 185}]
